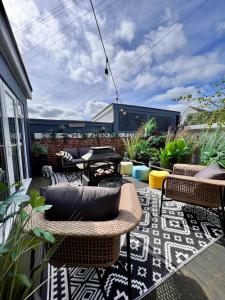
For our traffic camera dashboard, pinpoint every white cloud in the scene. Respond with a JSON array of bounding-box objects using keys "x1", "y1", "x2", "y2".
[
  {"x1": 115, "y1": 20, "x2": 136, "y2": 43},
  {"x1": 83, "y1": 100, "x2": 108, "y2": 117},
  {"x1": 132, "y1": 72, "x2": 158, "y2": 90},
  {"x1": 145, "y1": 23, "x2": 187, "y2": 59},
  {"x1": 158, "y1": 52, "x2": 225, "y2": 83},
  {"x1": 151, "y1": 86, "x2": 199, "y2": 102},
  {"x1": 28, "y1": 101, "x2": 83, "y2": 120},
  {"x1": 68, "y1": 65, "x2": 102, "y2": 85},
  {"x1": 217, "y1": 21, "x2": 225, "y2": 35}
]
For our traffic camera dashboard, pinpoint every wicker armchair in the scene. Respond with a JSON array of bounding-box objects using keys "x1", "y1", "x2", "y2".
[
  {"x1": 26, "y1": 183, "x2": 142, "y2": 299},
  {"x1": 160, "y1": 164, "x2": 225, "y2": 231}
]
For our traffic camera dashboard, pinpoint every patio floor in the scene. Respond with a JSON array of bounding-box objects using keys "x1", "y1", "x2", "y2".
[{"x1": 29, "y1": 176, "x2": 225, "y2": 300}]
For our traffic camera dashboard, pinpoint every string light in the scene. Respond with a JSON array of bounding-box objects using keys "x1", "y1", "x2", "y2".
[{"x1": 104, "y1": 57, "x2": 109, "y2": 78}]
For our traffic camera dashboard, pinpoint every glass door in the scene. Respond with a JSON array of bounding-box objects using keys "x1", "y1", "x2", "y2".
[{"x1": 1, "y1": 83, "x2": 28, "y2": 190}]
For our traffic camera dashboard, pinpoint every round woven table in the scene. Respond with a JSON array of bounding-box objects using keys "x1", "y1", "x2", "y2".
[{"x1": 98, "y1": 177, "x2": 131, "y2": 188}]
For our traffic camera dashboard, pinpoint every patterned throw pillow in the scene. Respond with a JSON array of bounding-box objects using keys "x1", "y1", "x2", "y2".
[{"x1": 60, "y1": 151, "x2": 73, "y2": 161}]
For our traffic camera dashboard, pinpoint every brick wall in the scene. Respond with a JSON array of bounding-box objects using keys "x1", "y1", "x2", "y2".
[{"x1": 31, "y1": 137, "x2": 125, "y2": 172}]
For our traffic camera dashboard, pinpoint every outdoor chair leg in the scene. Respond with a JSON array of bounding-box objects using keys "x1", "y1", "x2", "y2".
[
  {"x1": 160, "y1": 178, "x2": 166, "y2": 216},
  {"x1": 219, "y1": 187, "x2": 225, "y2": 233},
  {"x1": 96, "y1": 268, "x2": 108, "y2": 300},
  {"x1": 126, "y1": 232, "x2": 132, "y2": 300}
]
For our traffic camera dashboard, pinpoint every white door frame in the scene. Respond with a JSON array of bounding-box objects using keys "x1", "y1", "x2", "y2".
[{"x1": 0, "y1": 79, "x2": 29, "y2": 188}]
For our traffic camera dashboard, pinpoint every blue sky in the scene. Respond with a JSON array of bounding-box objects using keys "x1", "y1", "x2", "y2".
[{"x1": 3, "y1": 0, "x2": 225, "y2": 120}]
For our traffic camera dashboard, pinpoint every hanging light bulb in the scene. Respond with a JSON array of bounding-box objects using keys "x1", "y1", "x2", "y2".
[
  {"x1": 120, "y1": 107, "x2": 124, "y2": 112},
  {"x1": 123, "y1": 111, "x2": 126, "y2": 115},
  {"x1": 104, "y1": 57, "x2": 109, "y2": 78}
]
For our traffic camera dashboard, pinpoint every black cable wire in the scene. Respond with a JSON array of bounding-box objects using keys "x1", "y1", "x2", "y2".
[
  {"x1": 89, "y1": 0, "x2": 120, "y2": 103},
  {"x1": 22, "y1": 0, "x2": 109, "y2": 56},
  {"x1": 24, "y1": 0, "x2": 118, "y2": 61},
  {"x1": 15, "y1": 0, "x2": 77, "y2": 36},
  {"x1": 127, "y1": 0, "x2": 209, "y2": 69},
  {"x1": 79, "y1": 0, "x2": 210, "y2": 104}
]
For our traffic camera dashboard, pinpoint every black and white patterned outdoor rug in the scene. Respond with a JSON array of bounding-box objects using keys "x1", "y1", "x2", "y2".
[{"x1": 46, "y1": 172, "x2": 224, "y2": 300}]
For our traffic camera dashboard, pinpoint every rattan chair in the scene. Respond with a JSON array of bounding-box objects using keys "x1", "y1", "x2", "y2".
[
  {"x1": 160, "y1": 164, "x2": 225, "y2": 231},
  {"x1": 26, "y1": 183, "x2": 142, "y2": 299}
]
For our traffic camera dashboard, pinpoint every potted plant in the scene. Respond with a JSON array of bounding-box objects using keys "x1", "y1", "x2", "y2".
[
  {"x1": 0, "y1": 182, "x2": 55, "y2": 300},
  {"x1": 160, "y1": 138, "x2": 192, "y2": 170},
  {"x1": 31, "y1": 144, "x2": 48, "y2": 175}
]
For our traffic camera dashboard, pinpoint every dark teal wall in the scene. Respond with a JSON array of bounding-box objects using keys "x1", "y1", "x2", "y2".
[{"x1": 113, "y1": 103, "x2": 180, "y2": 132}]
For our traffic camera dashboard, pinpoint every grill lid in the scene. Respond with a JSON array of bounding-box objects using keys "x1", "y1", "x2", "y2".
[{"x1": 82, "y1": 146, "x2": 122, "y2": 162}]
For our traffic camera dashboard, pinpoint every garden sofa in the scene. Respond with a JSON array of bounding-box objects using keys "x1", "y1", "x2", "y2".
[
  {"x1": 160, "y1": 163, "x2": 225, "y2": 231},
  {"x1": 61, "y1": 147, "x2": 89, "y2": 169}
]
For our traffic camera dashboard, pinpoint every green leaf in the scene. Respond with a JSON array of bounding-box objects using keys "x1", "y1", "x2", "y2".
[
  {"x1": 20, "y1": 209, "x2": 29, "y2": 221},
  {"x1": 34, "y1": 205, "x2": 52, "y2": 212},
  {"x1": 42, "y1": 231, "x2": 55, "y2": 243},
  {"x1": 30, "y1": 190, "x2": 45, "y2": 208},
  {"x1": 5, "y1": 193, "x2": 30, "y2": 205},
  {"x1": 0, "y1": 182, "x2": 8, "y2": 193},
  {"x1": 16, "y1": 274, "x2": 31, "y2": 288},
  {"x1": 32, "y1": 227, "x2": 55, "y2": 243},
  {"x1": 12, "y1": 252, "x2": 17, "y2": 261},
  {"x1": 0, "y1": 244, "x2": 9, "y2": 255}
]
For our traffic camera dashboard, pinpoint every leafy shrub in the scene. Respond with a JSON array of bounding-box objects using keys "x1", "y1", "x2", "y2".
[
  {"x1": 135, "y1": 140, "x2": 151, "y2": 163},
  {"x1": 135, "y1": 140, "x2": 161, "y2": 165},
  {"x1": 200, "y1": 128, "x2": 225, "y2": 168},
  {"x1": 32, "y1": 143, "x2": 48, "y2": 156},
  {"x1": 144, "y1": 118, "x2": 157, "y2": 136},
  {"x1": 160, "y1": 138, "x2": 192, "y2": 169},
  {"x1": 148, "y1": 148, "x2": 161, "y2": 165},
  {"x1": 148, "y1": 135, "x2": 166, "y2": 149}
]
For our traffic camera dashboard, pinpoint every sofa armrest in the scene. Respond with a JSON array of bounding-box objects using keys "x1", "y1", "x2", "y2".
[
  {"x1": 167, "y1": 174, "x2": 225, "y2": 187},
  {"x1": 173, "y1": 164, "x2": 205, "y2": 176}
]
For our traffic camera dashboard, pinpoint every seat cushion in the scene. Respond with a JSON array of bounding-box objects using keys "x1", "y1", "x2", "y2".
[
  {"x1": 64, "y1": 148, "x2": 79, "y2": 159},
  {"x1": 195, "y1": 163, "x2": 225, "y2": 180},
  {"x1": 132, "y1": 165, "x2": 150, "y2": 182},
  {"x1": 79, "y1": 147, "x2": 89, "y2": 157},
  {"x1": 41, "y1": 186, "x2": 121, "y2": 221}
]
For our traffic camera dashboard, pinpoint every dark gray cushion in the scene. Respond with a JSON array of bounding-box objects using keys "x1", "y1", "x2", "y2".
[
  {"x1": 64, "y1": 148, "x2": 79, "y2": 159},
  {"x1": 79, "y1": 147, "x2": 89, "y2": 157},
  {"x1": 41, "y1": 186, "x2": 121, "y2": 221},
  {"x1": 195, "y1": 163, "x2": 225, "y2": 180}
]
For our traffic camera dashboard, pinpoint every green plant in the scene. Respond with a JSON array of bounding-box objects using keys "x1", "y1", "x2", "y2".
[
  {"x1": 0, "y1": 183, "x2": 55, "y2": 300},
  {"x1": 144, "y1": 118, "x2": 157, "y2": 136},
  {"x1": 160, "y1": 138, "x2": 192, "y2": 169},
  {"x1": 123, "y1": 135, "x2": 140, "y2": 160},
  {"x1": 123, "y1": 125, "x2": 145, "y2": 160},
  {"x1": 31, "y1": 143, "x2": 48, "y2": 156},
  {"x1": 199, "y1": 128, "x2": 225, "y2": 168},
  {"x1": 135, "y1": 140, "x2": 151, "y2": 163},
  {"x1": 175, "y1": 77, "x2": 225, "y2": 125},
  {"x1": 148, "y1": 135, "x2": 166, "y2": 148},
  {"x1": 148, "y1": 148, "x2": 161, "y2": 165}
]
